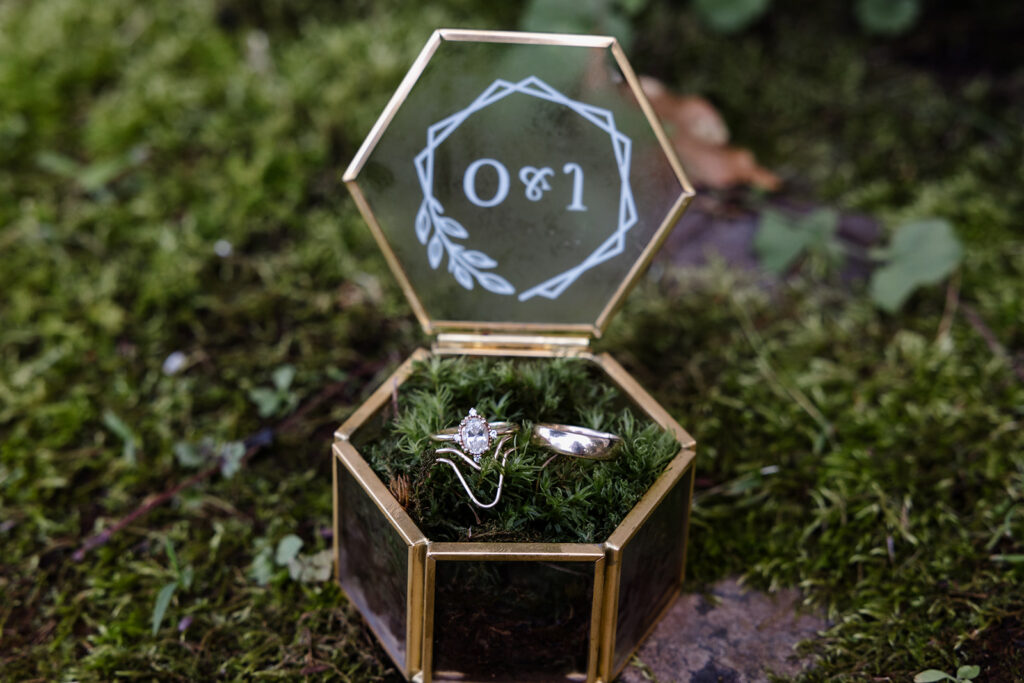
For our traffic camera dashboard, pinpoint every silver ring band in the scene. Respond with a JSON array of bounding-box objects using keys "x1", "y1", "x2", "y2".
[
  {"x1": 430, "y1": 422, "x2": 518, "y2": 442},
  {"x1": 530, "y1": 423, "x2": 622, "y2": 461}
]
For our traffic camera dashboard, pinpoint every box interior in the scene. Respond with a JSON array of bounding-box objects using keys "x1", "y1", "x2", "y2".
[{"x1": 356, "y1": 354, "x2": 681, "y2": 545}]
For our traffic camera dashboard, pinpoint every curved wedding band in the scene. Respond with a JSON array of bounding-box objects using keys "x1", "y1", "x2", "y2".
[
  {"x1": 530, "y1": 423, "x2": 623, "y2": 461},
  {"x1": 430, "y1": 408, "x2": 517, "y2": 509}
]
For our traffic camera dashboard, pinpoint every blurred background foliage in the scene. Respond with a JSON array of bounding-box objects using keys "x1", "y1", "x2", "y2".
[{"x1": 0, "y1": 0, "x2": 1022, "y2": 680}]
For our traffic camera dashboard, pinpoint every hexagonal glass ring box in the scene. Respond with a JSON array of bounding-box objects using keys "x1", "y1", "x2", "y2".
[{"x1": 335, "y1": 29, "x2": 697, "y2": 682}]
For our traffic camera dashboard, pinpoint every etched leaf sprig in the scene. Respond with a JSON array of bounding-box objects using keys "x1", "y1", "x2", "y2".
[{"x1": 415, "y1": 199, "x2": 514, "y2": 295}]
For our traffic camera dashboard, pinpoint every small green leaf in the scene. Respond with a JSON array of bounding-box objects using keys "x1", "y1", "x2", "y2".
[
  {"x1": 173, "y1": 442, "x2": 205, "y2": 468},
  {"x1": 723, "y1": 471, "x2": 764, "y2": 495},
  {"x1": 855, "y1": 0, "x2": 920, "y2": 36},
  {"x1": 914, "y1": 671, "x2": 952, "y2": 683},
  {"x1": 617, "y1": 0, "x2": 648, "y2": 17},
  {"x1": 219, "y1": 441, "x2": 246, "y2": 479},
  {"x1": 520, "y1": 0, "x2": 607, "y2": 34},
  {"x1": 754, "y1": 208, "x2": 838, "y2": 274},
  {"x1": 325, "y1": 366, "x2": 348, "y2": 381},
  {"x1": 78, "y1": 157, "x2": 127, "y2": 192},
  {"x1": 870, "y1": 219, "x2": 963, "y2": 312},
  {"x1": 287, "y1": 549, "x2": 334, "y2": 583},
  {"x1": 956, "y1": 665, "x2": 980, "y2": 680},
  {"x1": 180, "y1": 565, "x2": 194, "y2": 591},
  {"x1": 755, "y1": 210, "x2": 808, "y2": 274},
  {"x1": 272, "y1": 364, "x2": 296, "y2": 391},
  {"x1": 520, "y1": 0, "x2": 634, "y2": 48},
  {"x1": 35, "y1": 149, "x2": 137, "y2": 192},
  {"x1": 164, "y1": 537, "x2": 180, "y2": 576},
  {"x1": 151, "y1": 582, "x2": 177, "y2": 636},
  {"x1": 693, "y1": 0, "x2": 770, "y2": 34},
  {"x1": 275, "y1": 534, "x2": 303, "y2": 566},
  {"x1": 801, "y1": 208, "x2": 841, "y2": 243},
  {"x1": 248, "y1": 387, "x2": 281, "y2": 417},
  {"x1": 102, "y1": 410, "x2": 137, "y2": 464},
  {"x1": 990, "y1": 554, "x2": 1024, "y2": 563},
  {"x1": 249, "y1": 548, "x2": 275, "y2": 586},
  {"x1": 36, "y1": 150, "x2": 81, "y2": 178}
]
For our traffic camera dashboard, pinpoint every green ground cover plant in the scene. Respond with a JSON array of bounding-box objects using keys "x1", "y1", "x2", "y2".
[{"x1": 1, "y1": 0, "x2": 1021, "y2": 681}]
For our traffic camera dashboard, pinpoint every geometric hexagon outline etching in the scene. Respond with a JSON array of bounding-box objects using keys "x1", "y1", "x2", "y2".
[
  {"x1": 413, "y1": 75, "x2": 636, "y2": 301},
  {"x1": 343, "y1": 29, "x2": 697, "y2": 337}
]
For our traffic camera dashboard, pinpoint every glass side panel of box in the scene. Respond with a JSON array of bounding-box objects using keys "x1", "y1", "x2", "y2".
[
  {"x1": 353, "y1": 39, "x2": 686, "y2": 326},
  {"x1": 613, "y1": 465, "x2": 694, "y2": 673},
  {"x1": 431, "y1": 559, "x2": 596, "y2": 681},
  {"x1": 336, "y1": 461, "x2": 410, "y2": 668}
]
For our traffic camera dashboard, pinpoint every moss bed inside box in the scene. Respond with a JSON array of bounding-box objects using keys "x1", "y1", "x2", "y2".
[{"x1": 360, "y1": 355, "x2": 679, "y2": 543}]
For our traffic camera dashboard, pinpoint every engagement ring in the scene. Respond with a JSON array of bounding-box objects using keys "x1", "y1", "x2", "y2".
[{"x1": 429, "y1": 408, "x2": 518, "y2": 463}]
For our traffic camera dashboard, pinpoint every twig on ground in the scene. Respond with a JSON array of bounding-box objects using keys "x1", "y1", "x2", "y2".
[
  {"x1": 72, "y1": 460, "x2": 226, "y2": 561},
  {"x1": 962, "y1": 303, "x2": 1024, "y2": 384},
  {"x1": 72, "y1": 356, "x2": 395, "y2": 561},
  {"x1": 935, "y1": 272, "x2": 961, "y2": 341}
]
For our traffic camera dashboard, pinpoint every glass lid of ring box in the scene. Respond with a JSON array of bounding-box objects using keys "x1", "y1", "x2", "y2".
[{"x1": 344, "y1": 30, "x2": 694, "y2": 338}]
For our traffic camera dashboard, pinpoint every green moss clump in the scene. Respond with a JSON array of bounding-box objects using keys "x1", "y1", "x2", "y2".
[{"x1": 360, "y1": 355, "x2": 680, "y2": 543}]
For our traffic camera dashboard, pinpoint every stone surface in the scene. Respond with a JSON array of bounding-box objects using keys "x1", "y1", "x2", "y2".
[
  {"x1": 656, "y1": 195, "x2": 881, "y2": 284},
  {"x1": 618, "y1": 579, "x2": 826, "y2": 683}
]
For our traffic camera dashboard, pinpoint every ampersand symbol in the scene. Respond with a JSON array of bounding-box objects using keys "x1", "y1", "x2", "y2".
[{"x1": 518, "y1": 166, "x2": 554, "y2": 201}]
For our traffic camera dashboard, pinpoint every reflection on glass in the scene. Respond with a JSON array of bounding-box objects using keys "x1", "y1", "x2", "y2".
[
  {"x1": 355, "y1": 38, "x2": 686, "y2": 326},
  {"x1": 613, "y1": 465, "x2": 693, "y2": 673},
  {"x1": 335, "y1": 460, "x2": 409, "y2": 667},
  {"x1": 432, "y1": 560, "x2": 595, "y2": 681}
]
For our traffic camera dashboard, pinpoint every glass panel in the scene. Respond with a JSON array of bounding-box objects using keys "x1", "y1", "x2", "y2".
[
  {"x1": 432, "y1": 559, "x2": 595, "y2": 681},
  {"x1": 354, "y1": 37, "x2": 686, "y2": 327},
  {"x1": 613, "y1": 464, "x2": 693, "y2": 673},
  {"x1": 335, "y1": 458, "x2": 409, "y2": 668}
]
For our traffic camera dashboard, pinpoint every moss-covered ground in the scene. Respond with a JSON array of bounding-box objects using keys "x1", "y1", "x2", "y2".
[{"x1": 1, "y1": 1, "x2": 1021, "y2": 680}]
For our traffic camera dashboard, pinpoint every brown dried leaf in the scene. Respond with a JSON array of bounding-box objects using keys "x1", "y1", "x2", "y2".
[
  {"x1": 640, "y1": 75, "x2": 781, "y2": 191},
  {"x1": 388, "y1": 473, "x2": 410, "y2": 507}
]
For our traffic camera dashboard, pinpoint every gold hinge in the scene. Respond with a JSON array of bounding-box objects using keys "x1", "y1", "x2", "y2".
[{"x1": 432, "y1": 332, "x2": 591, "y2": 357}]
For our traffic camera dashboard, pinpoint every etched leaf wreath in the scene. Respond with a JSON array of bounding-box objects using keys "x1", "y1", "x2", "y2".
[{"x1": 415, "y1": 199, "x2": 514, "y2": 295}]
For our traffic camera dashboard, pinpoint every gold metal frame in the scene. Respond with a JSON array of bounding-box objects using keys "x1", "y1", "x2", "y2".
[
  {"x1": 342, "y1": 29, "x2": 695, "y2": 340},
  {"x1": 333, "y1": 347, "x2": 697, "y2": 681}
]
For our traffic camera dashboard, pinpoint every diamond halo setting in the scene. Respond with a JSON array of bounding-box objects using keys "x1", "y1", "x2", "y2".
[{"x1": 455, "y1": 408, "x2": 499, "y2": 462}]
